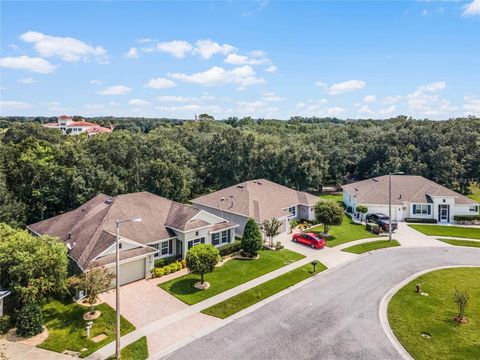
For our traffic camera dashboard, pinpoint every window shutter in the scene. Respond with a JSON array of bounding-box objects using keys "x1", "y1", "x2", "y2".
[
  {"x1": 201, "y1": 237, "x2": 205, "y2": 244},
  {"x1": 413, "y1": 204, "x2": 416, "y2": 214},
  {"x1": 169, "y1": 239, "x2": 173, "y2": 254},
  {"x1": 427, "y1": 205, "x2": 431, "y2": 215}
]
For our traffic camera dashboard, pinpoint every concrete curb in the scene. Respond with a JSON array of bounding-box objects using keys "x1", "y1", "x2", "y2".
[{"x1": 378, "y1": 265, "x2": 480, "y2": 360}]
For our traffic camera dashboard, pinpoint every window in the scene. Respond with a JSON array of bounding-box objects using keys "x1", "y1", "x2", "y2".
[
  {"x1": 470, "y1": 205, "x2": 478, "y2": 212},
  {"x1": 288, "y1": 206, "x2": 296, "y2": 217},
  {"x1": 212, "y1": 233, "x2": 220, "y2": 246},
  {"x1": 413, "y1": 204, "x2": 430, "y2": 215},
  {"x1": 188, "y1": 237, "x2": 205, "y2": 249},
  {"x1": 119, "y1": 243, "x2": 123, "y2": 249},
  {"x1": 161, "y1": 241, "x2": 169, "y2": 255},
  {"x1": 221, "y1": 230, "x2": 230, "y2": 243}
]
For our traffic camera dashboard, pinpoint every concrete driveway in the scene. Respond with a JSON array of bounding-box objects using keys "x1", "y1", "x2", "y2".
[
  {"x1": 163, "y1": 247, "x2": 480, "y2": 360},
  {"x1": 100, "y1": 279, "x2": 188, "y2": 328}
]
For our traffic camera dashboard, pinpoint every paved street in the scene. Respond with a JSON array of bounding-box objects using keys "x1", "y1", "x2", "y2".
[{"x1": 163, "y1": 247, "x2": 480, "y2": 360}]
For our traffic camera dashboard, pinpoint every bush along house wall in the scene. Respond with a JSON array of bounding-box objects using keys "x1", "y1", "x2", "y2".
[{"x1": 454, "y1": 215, "x2": 480, "y2": 225}]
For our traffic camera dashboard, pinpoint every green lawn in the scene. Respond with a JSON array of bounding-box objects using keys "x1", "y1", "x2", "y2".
[
  {"x1": 39, "y1": 299, "x2": 135, "y2": 358},
  {"x1": 121, "y1": 336, "x2": 148, "y2": 360},
  {"x1": 318, "y1": 193, "x2": 343, "y2": 202},
  {"x1": 388, "y1": 267, "x2": 480, "y2": 360},
  {"x1": 409, "y1": 224, "x2": 480, "y2": 239},
  {"x1": 342, "y1": 239, "x2": 400, "y2": 254},
  {"x1": 437, "y1": 238, "x2": 480, "y2": 248},
  {"x1": 309, "y1": 213, "x2": 378, "y2": 247},
  {"x1": 159, "y1": 249, "x2": 305, "y2": 305},
  {"x1": 202, "y1": 262, "x2": 327, "y2": 319},
  {"x1": 467, "y1": 183, "x2": 480, "y2": 203}
]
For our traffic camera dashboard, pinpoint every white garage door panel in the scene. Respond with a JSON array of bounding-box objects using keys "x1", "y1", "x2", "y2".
[{"x1": 109, "y1": 258, "x2": 146, "y2": 286}]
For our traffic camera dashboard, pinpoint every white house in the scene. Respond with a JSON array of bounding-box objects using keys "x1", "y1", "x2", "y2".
[
  {"x1": 43, "y1": 115, "x2": 112, "y2": 136},
  {"x1": 342, "y1": 175, "x2": 479, "y2": 223},
  {"x1": 191, "y1": 179, "x2": 319, "y2": 236}
]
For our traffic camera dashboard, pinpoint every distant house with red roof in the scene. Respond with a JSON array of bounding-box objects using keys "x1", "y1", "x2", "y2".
[{"x1": 43, "y1": 115, "x2": 112, "y2": 136}]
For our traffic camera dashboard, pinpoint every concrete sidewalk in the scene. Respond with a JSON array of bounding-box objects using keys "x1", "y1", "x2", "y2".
[{"x1": 0, "y1": 339, "x2": 73, "y2": 360}]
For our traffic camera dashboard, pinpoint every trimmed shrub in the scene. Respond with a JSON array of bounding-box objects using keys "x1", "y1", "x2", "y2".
[
  {"x1": 154, "y1": 256, "x2": 177, "y2": 268},
  {"x1": 241, "y1": 218, "x2": 263, "y2": 257},
  {"x1": 152, "y1": 267, "x2": 165, "y2": 278},
  {"x1": 275, "y1": 241, "x2": 284, "y2": 250},
  {"x1": 163, "y1": 266, "x2": 171, "y2": 275},
  {"x1": 0, "y1": 315, "x2": 11, "y2": 334},
  {"x1": 180, "y1": 259, "x2": 187, "y2": 268},
  {"x1": 366, "y1": 222, "x2": 381, "y2": 235},
  {"x1": 454, "y1": 215, "x2": 480, "y2": 221},
  {"x1": 16, "y1": 303, "x2": 43, "y2": 338},
  {"x1": 217, "y1": 241, "x2": 241, "y2": 257},
  {"x1": 404, "y1": 218, "x2": 438, "y2": 224},
  {"x1": 175, "y1": 262, "x2": 182, "y2": 271}
]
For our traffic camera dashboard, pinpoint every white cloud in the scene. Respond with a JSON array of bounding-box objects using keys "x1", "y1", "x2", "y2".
[
  {"x1": 261, "y1": 91, "x2": 285, "y2": 102},
  {"x1": 296, "y1": 102, "x2": 306, "y2": 109},
  {"x1": 157, "y1": 96, "x2": 194, "y2": 103},
  {"x1": 463, "y1": 0, "x2": 480, "y2": 16},
  {"x1": 128, "y1": 98, "x2": 150, "y2": 107},
  {"x1": 383, "y1": 95, "x2": 402, "y2": 105},
  {"x1": 17, "y1": 77, "x2": 35, "y2": 84},
  {"x1": 249, "y1": 50, "x2": 267, "y2": 58},
  {"x1": 406, "y1": 81, "x2": 456, "y2": 116},
  {"x1": 326, "y1": 107, "x2": 346, "y2": 116},
  {"x1": 137, "y1": 38, "x2": 154, "y2": 44},
  {"x1": 463, "y1": 95, "x2": 480, "y2": 116},
  {"x1": 0, "y1": 100, "x2": 33, "y2": 112},
  {"x1": 194, "y1": 39, "x2": 236, "y2": 59},
  {"x1": 327, "y1": 80, "x2": 366, "y2": 95},
  {"x1": 314, "y1": 81, "x2": 328, "y2": 88},
  {"x1": 422, "y1": 9, "x2": 428, "y2": 16},
  {"x1": 169, "y1": 65, "x2": 264, "y2": 88},
  {"x1": 363, "y1": 95, "x2": 376, "y2": 103},
  {"x1": 157, "y1": 40, "x2": 193, "y2": 58},
  {"x1": 20, "y1": 31, "x2": 108, "y2": 63},
  {"x1": 90, "y1": 79, "x2": 102, "y2": 85},
  {"x1": 125, "y1": 47, "x2": 139, "y2": 59},
  {"x1": 265, "y1": 65, "x2": 278, "y2": 73},
  {"x1": 358, "y1": 105, "x2": 374, "y2": 115},
  {"x1": 378, "y1": 105, "x2": 396, "y2": 116},
  {"x1": 98, "y1": 85, "x2": 131, "y2": 95},
  {"x1": 0, "y1": 55, "x2": 56, "y2": 73},
  {"x1": 224, "y1": 53, "x2": 269, "y2": 66},
  {"x1": 145, "y1": 77, "x2": 177, "y2": 89}
]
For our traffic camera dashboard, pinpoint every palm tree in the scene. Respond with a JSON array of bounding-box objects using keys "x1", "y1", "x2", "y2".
[{"x1": 262, "y1": 218, "x2": 283, "y2": 247}]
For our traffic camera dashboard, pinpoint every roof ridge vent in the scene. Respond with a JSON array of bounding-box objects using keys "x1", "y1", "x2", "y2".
[
  {"x1": 104, "y1": 198, "x2": 113, "y2": 205},
  {"x1": 237, "y1": 185, "x2": 244, "y2": 188}
]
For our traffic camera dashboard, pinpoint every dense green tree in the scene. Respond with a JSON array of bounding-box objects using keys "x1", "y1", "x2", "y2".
[
  {"x1": 241, "y1": 218, "x2": 263, "y2": 257},
  {"x1": 186, "y1": 244, "x2": 220, "y2": 285},
  {"x1": 0, "y1": 224, "x2": 68, "y2": 306},
  {"x1": 314, "y1": 201, "x2": 344, "y2": 234}
]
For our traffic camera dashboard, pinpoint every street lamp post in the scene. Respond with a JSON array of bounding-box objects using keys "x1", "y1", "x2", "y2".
[
  {"x1": 115, "y1": 217, "x2": 142, "y2": 359},
  {"x1": 389, "y1": 172, "x2": 404, "y2": 241}
]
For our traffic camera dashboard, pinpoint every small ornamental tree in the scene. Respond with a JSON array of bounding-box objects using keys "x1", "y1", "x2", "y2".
[
  {"x1": 453, "y1": 289, "x2": 469, "y2": 323},
  {"x1": 262, "y1": 218, "x2": 283, "y2": 247},
  {"x1": 16, "y1": 303, "x2": 43, "y2": 338},
  {"x1": 241, "y1": 218, "x2": 263, "y2": 257},
  {"x1": 186, "y1": 244, "x2": 220, "y2": 285},
  {"x1": 69, "y1": 265, "x2": 115, "y2": 314},
  {"x1": 356, "y1": 205, "x2": 368, "y2": 221},
  {"x1": 314, "y1": 201, "x2": 343, "y2": 235}
]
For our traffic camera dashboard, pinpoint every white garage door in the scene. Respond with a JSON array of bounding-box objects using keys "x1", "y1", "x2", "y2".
[{"x1": 109, "y1": 258, "x2": 146, "y2": 286}]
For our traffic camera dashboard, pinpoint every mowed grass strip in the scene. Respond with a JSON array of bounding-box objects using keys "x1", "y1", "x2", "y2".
[
  {"x1": 39, "y1": 300, "x2": 135, "y2": 358},
  {"x1": 202, "y1": 262, "x2": 327, "y2": 319},
  {"x1": 309, "y1": 213, "x2": 378, "y2": 247},
  {"x1": 159, "y1": 249, "x2": 305, "y2": 305},
  {"x1": 409, "y1": 224, "x2": 480, "y2": 239},
  {"x1": 388, "y1": 267, "x2": 480, "y2": 360},
  {"x1": 121, "y1": 336, "x2": 148, "y2": 360},
  {"x1": 342, "y1": 239, "x2": 400, "y2": 254},
  {"x1": 437, "y1": 238, "x2": 480, "y2": 248}
]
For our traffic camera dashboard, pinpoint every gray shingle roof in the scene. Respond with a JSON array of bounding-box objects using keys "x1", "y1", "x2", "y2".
[
  {"x1": 28, "y1": 192, "x2": 203, "y2": 269},
  {"x1": 342, "y1": 175, "x2": 478, "y2": 206},
  {"x1": 192, "y1": 179, "x2": 319, "y2": 222}
]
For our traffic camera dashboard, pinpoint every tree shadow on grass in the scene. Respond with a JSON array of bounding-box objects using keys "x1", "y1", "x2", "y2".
[{"x1": 167, "y1": 278, "x2": 202, "y2": 296}]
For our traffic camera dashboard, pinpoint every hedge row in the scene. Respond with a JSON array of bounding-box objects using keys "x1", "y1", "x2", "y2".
[
  {"x1": 154, "y1": 256, "x2": 178, "y2": 268},
  {"x1": 454, "y1": 215, "x2": 480, "y2": 221},
  {"x1": 217, "y1": 241, "x2": 241, "y2": 257},
  {"x1": 151, "y1": 260, "x2": 186, "y2": 278},
  {"x1": 404, "y1": 218, "x2": 438, "y2": 224}
]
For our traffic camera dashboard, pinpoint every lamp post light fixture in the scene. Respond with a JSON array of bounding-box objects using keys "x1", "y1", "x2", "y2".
[
  {"x1": 115, "y1": 217, "x2": 142, "y2": 359},
  {"x1": 388, "y1": 172, "x2": 404, "y2": 241}
]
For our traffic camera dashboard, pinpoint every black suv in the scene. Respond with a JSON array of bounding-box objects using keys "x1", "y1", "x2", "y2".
[{"x1": 365, "y1": 213, "x2": 398, "y2": 232}]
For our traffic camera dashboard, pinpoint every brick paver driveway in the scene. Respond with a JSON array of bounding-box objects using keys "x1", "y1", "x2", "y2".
[{"x1": 100, "y1": 279, "x2": 188, "y2": 328}]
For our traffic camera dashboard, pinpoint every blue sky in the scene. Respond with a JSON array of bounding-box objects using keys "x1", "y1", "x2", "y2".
[{"x1": 1, "y1": 0, "x2": 479, "y2": 119}]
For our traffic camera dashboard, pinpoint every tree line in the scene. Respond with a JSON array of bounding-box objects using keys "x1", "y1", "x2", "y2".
[{"x1": 0, "y1": 115, "x2": 478, "y2": 226}]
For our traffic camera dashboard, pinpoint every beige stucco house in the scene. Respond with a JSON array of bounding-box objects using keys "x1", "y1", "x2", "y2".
[
  {"x1": 191, "y1": 179, "x2": 319, "y2": 236},
  {"x1": 342, "y1": 175, "x2": 479, "y2": 223},
  {"x1": 28, "y1": 192, "x2": 237, "y2": 286}
]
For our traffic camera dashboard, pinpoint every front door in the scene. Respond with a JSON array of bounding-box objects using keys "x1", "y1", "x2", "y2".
[{"x1": 438, "y1": 204, "x2": 450, "y2": 223}]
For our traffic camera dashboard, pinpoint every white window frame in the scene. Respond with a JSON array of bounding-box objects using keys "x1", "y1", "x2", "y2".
[
  {"x1": 188, "y1": 237, "x2": 205, "y2": 249},
  {"x1": 212, "y1": 233, "x2": 220, "y2": 246},
  {"x1": 469, "y1": 205, "x2": 478, "y2": 212},
  {"x1": 221, "y1": 230, "x2": 229, "y2": 243},
  {"x1": 414, "y1": 204, "x2": 429, "y2": 215},
  {"x1": 288, "y1": 206, "x2": 296, "y2": 218}
]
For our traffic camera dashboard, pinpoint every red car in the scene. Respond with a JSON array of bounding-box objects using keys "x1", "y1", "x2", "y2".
[{"x1": 292, "y1": 232, "x2": 326, "y2": 249}]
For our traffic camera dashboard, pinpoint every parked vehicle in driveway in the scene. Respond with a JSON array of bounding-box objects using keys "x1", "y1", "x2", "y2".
[
  {"x1": 365, "y1": 213, "x2": 398, "y2": 232},
  {"x1": 292, "y1": 232, "x2": 326, "y2": 249}
]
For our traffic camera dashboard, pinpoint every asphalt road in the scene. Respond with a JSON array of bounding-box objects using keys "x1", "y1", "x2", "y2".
[{"x1": 163, "y1": 247, "x2": 480, "y2": 360}]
